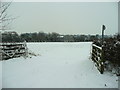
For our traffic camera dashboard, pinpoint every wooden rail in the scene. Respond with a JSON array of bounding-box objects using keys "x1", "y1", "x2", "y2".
[
  {"x1": 0, "y1": 42, "x2": 28, "y2": 60},
  {"x1": 91, "y1": 44, "x2": 104, "y2": 74}
]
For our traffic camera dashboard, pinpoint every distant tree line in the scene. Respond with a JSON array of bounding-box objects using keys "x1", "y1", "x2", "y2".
[{"x1": 1, "y1": 31, "x2": 113, "y2": 43}]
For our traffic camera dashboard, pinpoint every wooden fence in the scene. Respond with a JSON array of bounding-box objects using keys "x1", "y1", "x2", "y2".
[
  {"x1": 0, "y1": 42, "x2": 28, "y2": 60},
  {"x1": 91, "y1": 44, "x2": 104, "y2": 74}
]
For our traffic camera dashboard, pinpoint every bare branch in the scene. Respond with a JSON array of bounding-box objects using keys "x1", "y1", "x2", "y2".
[
  {"x1": 0, "y1": 1, "x2": 14, "y2": 31},
  {"x1": 1, "y1": 17, "x2": 16, "y2": 22},
  {"x1": 1, "y1": 2, "x2": 11, "y2": 15},
  {"x1": 0, "y1": 2, "x2": 12, "y2": 19},
  {"x1": 0, "y1": 13, "x2": 7, "y2": 21}
]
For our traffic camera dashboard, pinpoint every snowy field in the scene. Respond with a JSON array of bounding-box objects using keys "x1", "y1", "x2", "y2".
[{"x1": 1, "y1": 42, "x2": 118, "y2": 88}]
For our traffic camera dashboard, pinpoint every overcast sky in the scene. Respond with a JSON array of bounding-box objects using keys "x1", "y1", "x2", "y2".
[{"x1": 8, "y1": 2, "x2": 118, "y2": 35}]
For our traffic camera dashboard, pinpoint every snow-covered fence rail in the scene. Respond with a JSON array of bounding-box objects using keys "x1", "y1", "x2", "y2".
[
  {"x1": 0, "y1": 42, "x2": 28, "y2": 60},
  {"x1": 91, "y1": 43, "x2": 104, "y2": 74}
]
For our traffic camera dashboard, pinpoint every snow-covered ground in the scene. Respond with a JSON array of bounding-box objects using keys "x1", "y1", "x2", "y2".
[{"x1": 1, "y1": 42, "x2": 118, "y2": 88}]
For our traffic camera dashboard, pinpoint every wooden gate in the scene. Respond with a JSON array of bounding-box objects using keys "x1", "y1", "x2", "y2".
[
  {"x1": 91, "y1": 44, "x2": 104, "y2": 74},
  {"x1": 0, "y1": 42, "x2": 28, "y2": 60}
]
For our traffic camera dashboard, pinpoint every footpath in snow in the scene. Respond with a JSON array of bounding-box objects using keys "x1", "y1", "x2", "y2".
[{"x1": 1, "y1": 42, "x2": 118, "y2": 88}]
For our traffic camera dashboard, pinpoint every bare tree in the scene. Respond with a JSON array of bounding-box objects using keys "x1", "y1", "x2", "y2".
[{"x1": 0, "y1": 1, "x2": 15, "y2": 31}]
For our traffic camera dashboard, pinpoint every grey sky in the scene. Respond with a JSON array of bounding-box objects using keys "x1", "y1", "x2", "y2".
[{"x1": 8, "y1": 2, "x2": 118, "y2": 35}]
